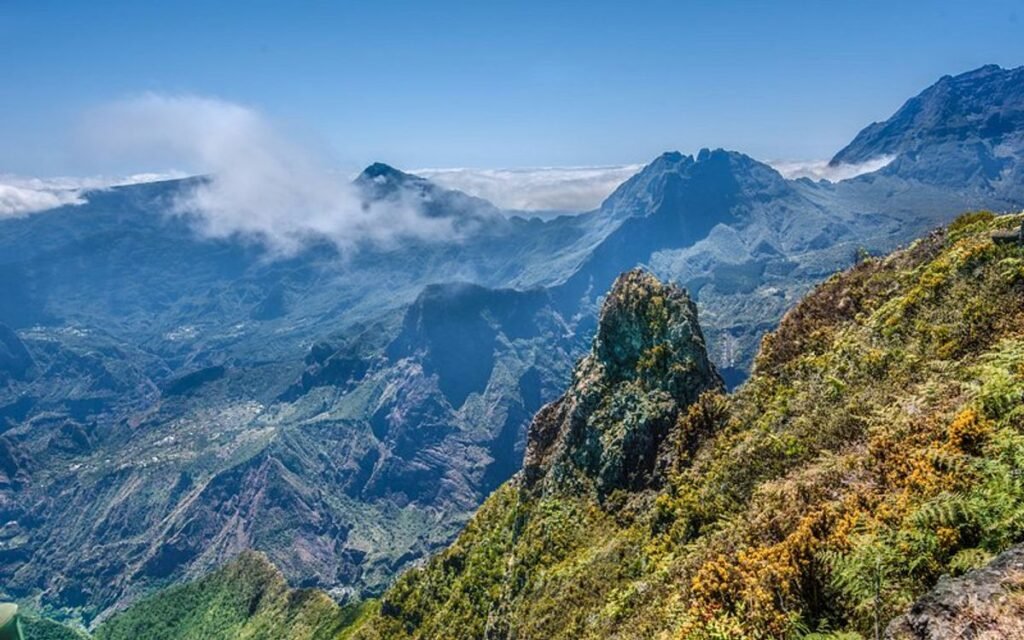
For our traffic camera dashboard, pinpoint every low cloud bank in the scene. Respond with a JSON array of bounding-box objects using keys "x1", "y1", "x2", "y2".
[
  {"x1": 770, "y1": 155, "x2": 895, "y2": 182},
  {"x1": 0, "y1": 173, "x2": 183, "y2": 217},
  {"x1": 81, "y1": 94, "x2": 455, "y2": 254},
  {"x1": 416, "y1": 165, "x2": 643, "y2": 212}
]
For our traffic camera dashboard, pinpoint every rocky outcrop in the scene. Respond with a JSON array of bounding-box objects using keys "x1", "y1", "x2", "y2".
[
  {"x1": 523, "y1": 269, "x2": 721, "y2": 496},
  {"x1": 886, "y1": 545, "x2": 1024, "y2": 639}
]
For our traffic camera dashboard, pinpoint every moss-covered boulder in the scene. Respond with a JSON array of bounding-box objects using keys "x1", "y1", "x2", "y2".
[{"x1": 523, "y1": 268, "x2": 721, "y2": 496}]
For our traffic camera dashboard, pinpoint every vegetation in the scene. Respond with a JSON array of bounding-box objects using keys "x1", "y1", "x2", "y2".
[
  {"x1": 93, "y1": 552, "x2": 363, "y2": 640},
  {"x1": 20, "y1": 616, "x2": 90, "y2": 640},
  {"x1": 349, "y1": 211, "x2": 1024, "y2": 638},
  {"x1": 40, "y1": 212, "x2": 1024, "y2": 639}
]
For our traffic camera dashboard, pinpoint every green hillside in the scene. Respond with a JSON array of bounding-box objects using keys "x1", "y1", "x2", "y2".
[
  {"x1": 93, "y1": 552, "x2": 362, "y2": 640},
  {"x1": 351, "y1": 211, "x2": 1024, "y2": 638}
]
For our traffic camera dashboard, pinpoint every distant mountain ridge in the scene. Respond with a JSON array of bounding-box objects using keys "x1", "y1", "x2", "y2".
[{"x1": 833, "y1": 64, "x2": 1024, "y2": 165}]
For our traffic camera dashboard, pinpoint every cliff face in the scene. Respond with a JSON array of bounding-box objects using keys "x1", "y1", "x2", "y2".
[{"x1": 524, "y1": 269, "x2": 721, "y2": 497}]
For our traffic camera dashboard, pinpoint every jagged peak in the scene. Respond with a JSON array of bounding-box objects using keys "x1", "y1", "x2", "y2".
[
  {"x1": 593, "y1": 269, "x2": 720, "y2": 399},
  {"x1": 354, "y1": 162, "x2": 431, "y2": 196},
  {"x1": 354, "y1": 162, "x2": 504, "y2": 222},
  {"x1": 523, "y1": 269, "x2": 721, "y2": 495},
  {"x1": 600, "y1": 148, "x2": 787, "y2": 215},
  {"x1": 357, "y1": 162, "x2": 420, "y2": 183},
  {"x1": 831, "y1": 64, "x2": 1024, "y2": 166}
]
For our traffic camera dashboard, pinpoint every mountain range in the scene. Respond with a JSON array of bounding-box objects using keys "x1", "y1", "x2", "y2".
[
  {"x1": 1, "y1": 64, "x2": 1023, "y2": 628},
  {"x1": 27, "y1": 208, "x2": 1024, "y2": 639}
]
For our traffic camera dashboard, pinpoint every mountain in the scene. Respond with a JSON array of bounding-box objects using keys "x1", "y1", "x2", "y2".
[
  {"x1": 832, "y1": 64, "x2": 1024, "y2": 192},
  {"x1": 350, "y1": 211, "x2": 1024, "y2": 639},
  {"x1": 4, "y1": 65, "x2": 1024, "y2": 627},
  {"x1": 62, "y1": 211, "x2": 1024, "y2": 639},
  {"x1": 0, "y1": 173, "x2": 590, "y2": 623}
]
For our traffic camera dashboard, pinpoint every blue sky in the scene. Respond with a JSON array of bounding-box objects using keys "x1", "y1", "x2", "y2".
[{"x1": 1, "y1": 0, "x2": 1022, "y2": 176}]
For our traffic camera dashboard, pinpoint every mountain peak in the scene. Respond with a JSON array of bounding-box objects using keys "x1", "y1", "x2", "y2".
[
  {"x1": 655, "y1": 150, "x2": 686, "y2": 163},
  {"x1": 523, "y1": 269, "x2": 720, "y2": 494},
  {"x1": 600, "y1": 148, "x2": 788, "y2": 218},
  {"x1": 594, "y1": 269, "x2": 720, "y2": 397},
  {"x1": 830, "y1": 64, "x2": 1024, "y2": 166},
  {"x1": 359, "y1": 161, "x2": 400, "y2": 178},
  {"x1": 356, "y1": 162, "x2": 425, "y2": 186}
]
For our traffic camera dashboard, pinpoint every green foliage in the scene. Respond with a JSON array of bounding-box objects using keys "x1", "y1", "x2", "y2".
[
  {"x1": 820, "y1": 531, "x2": 911, "y2": 639},
  {"x1": 350, "y1": 212, "x2": 1024, "y2": 639},
  {"x1": 19, "y1": 616, "x2": 90, "y2": 640},
  {"x1": 94, "y1": 552, "x2": 355, "y2": 640}
]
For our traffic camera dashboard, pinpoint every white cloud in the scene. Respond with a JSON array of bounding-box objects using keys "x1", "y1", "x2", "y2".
[
  {"x1": 415, "y1": 165, "x2": 643, "y2": 212},
  {"x1": 0, "y1": 182, "x2": 85, "y2": 217},
  {"x1": 81, "y1": 94, "x2": 458, "y2": 254},
  {"x1": 0, "y1": 172, "x2": 184, "y2": 217},
  {"x1": 769, "y1": 155, "x2": 895, "y2": 182}
]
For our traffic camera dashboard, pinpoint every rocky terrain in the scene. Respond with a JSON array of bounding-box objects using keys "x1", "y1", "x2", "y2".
[
  {"x1": 350, "y1": 211, "x2": 1024, "y2": 639},
  {"x1": 886, "y1": 544, "x2": 1024, "y2": 639}
]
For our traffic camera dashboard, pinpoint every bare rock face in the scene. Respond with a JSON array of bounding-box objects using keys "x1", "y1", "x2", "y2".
[
  {"x1": 886, "y1": 544, "x2": 1024, "y2": 639},
  {"x1": 523, "y1": 269, "x2": 721, "y2": 497}
]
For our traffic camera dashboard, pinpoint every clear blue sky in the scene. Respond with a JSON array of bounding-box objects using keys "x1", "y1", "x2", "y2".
[{"x1": 1, "y1": 0, "x2": 1022, "y2": 175}]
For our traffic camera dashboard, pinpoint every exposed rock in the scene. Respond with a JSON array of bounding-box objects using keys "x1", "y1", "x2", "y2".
[
  {"x1": 886, "y1": 545, "x2": 1024, "y2": 639},
  {"x1": 523, "y1": 269, "x2": 721, "y2": 496},
  {"x1": 832, "y1": 65, "x2": 1024, "y2": 166},
  {"x1": 991, "y1": 220, "x2": 1024, "y2": 245}
]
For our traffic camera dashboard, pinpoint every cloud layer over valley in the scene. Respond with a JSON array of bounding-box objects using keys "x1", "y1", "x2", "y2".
[
  {"x1": 769, "y1": 155, "x2": 895, "y2": 181},
  {"x1": 0, "y1": 172, "x2": 184, "y2": 217},
  {"x1": 416, "y1": 165, "x2": 644, "y2": 213},
  {"x1": 80, "y1": 94, "x2": 458, "y2": 254}
]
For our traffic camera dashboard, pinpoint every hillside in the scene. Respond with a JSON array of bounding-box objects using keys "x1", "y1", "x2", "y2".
[
  {"x1": 350, "y1": 211, "x2": 1024, "y2": 638},
  {"x1": 92, "y1": 552, "x2": 359, "y2": 640}
]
